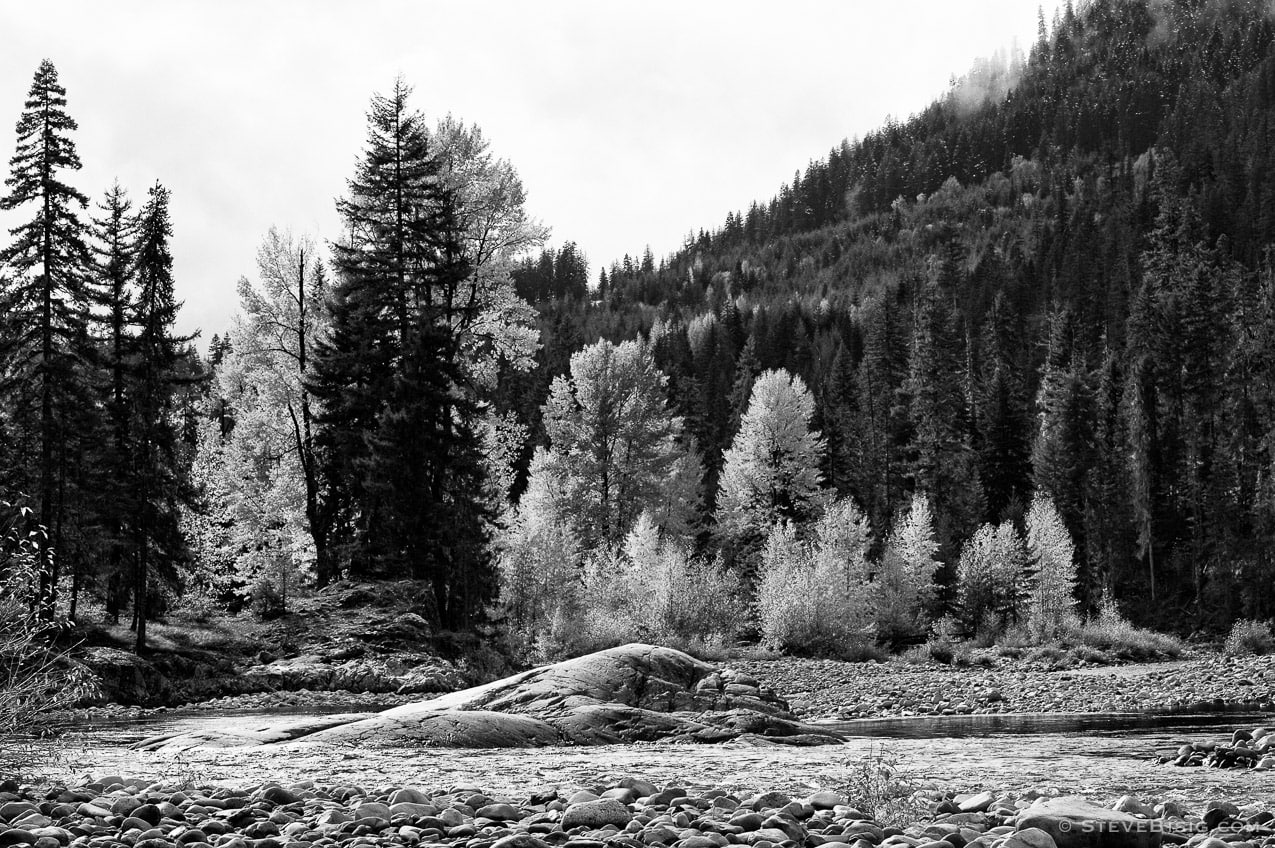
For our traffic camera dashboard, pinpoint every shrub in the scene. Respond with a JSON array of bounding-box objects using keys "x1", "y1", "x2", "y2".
[
  {"x1": 1224, "y1": 619, "x2": 1275, "y2": 656},
  {"x1": 952, "y1": 645, "x2": 995, "y2": 667},
  {"x1": 822, "y1": 747, "x2": 922, "y2": 827},
  {"x1": 0, "y1": 501, "x2": 99, "y2": 777},
  {"x1": 1024, "y1": 644, "x2": 1069, "y2": 667},
  {"x1": 496, "y1": 459, "x2": 586, "y2": 660},
  {"x1": 756, "y1": 498, "x2": 876, "y2": 658},
  {"x1": 1065, "y1": 591, "x2": 1183, "y2": 661},
  {"x1": 173, "y1": 584, "x2": 222, "y2": 623},
  {"x1": 924, "y1": 639, "x2": 955, "y2": 665},
  {"x1": 901, "y1": 644, "x2": 931, "y2": 664},
  {"x1": 572, "y1": 514, "x2": 745, "y2": 657}
]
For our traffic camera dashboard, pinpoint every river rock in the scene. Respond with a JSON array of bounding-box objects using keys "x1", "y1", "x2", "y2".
[
  {"x1": 475, "y1": 803, "x2": 522, "y2": 821},
  {"x1": 1004, "y1": 829, "x2": 1060, "y2": 848},
  {"x1": 807, "y1": 792, "x2": 845, "y2": 810},
  {"x1": 493, "y1": 835, "x2": 552, "y2": 848},
  {"x1": 960, "y1": 792, "x2": 995, "y2": 813},
  {"x1": 389, "y1": 788, "x2": 431, "y2": 805},
  {"x1": 1016, "y1": 797, "x2": 1161, "y2": 848},
  {"x1": 561, "y1": 798, "x2": 632, "y2": 829},
  {"x1": 0, "y1": 830, "x2": 34, "y2": 848}
]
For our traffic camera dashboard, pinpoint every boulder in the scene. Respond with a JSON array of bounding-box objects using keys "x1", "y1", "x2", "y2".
[
  {"x1": 1016, "y1": 797, "x2": 1161, "y2": 848},
  {"x1": 137, "y1": 644, "x2": 844, "y2": 750},
  {"x1": 79, "y1": 648, "x2": 172, "y2": 706}
]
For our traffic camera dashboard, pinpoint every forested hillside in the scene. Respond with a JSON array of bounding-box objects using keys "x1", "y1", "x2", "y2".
[
  {"x1": 6, "y1": 0, "x2": 1275, "y2": 662},
  {"x1": 498, "y1": 0, "x2": 1275, "y2": 631}
]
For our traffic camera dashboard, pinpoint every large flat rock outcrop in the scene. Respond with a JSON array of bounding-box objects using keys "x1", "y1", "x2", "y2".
[{"x1": 136, "y1": 643, "x2": 844, "y2": 750}]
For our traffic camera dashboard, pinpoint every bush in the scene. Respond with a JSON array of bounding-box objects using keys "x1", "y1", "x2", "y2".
[
  {"x1": 527, "y1": 514, "x2": 747, "y2": 660},
  {"x1": 1064, "y1": 592, "x2": 1183, "y2": 661},
  {"x1": 756, "y1": 500, "x2": 876, "y2": 659},
  {"x1": 924, "y1": 639, "x2": 955, "y2": 665},
  {"x1": 0, "y1": 501, "x2": 99, "y2": 777},
  {"x1": 1224, "y1": 619, "x2": 1275, "y2": 656},
  {"x1": 173, "y1": 585, "x2": 222, "y2": 623},
  {"x1": 822, "y1": 747, "x2": 922, "y2": 827}
]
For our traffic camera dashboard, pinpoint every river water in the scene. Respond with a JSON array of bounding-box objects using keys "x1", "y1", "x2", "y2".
[{"x1": 32, "y1": 709, "x2": 1275, "y2": 807}]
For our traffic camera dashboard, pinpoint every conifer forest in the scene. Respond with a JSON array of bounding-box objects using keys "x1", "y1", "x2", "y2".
[{"x1": 8, "y1": 0, "x2": 1275, "y2": 666}]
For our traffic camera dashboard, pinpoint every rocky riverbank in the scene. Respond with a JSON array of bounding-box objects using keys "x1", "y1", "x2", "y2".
[
  {"x1": 734, "y1": 653, "x2": 1275, "y2": 719},
  {"x1": 66, "y1": 648, "x2": 1275, "y2": 727},
  {"x1": 0, "y1": 775, "x2": 1271, "y2": 848},
  {"x1": 1160, "y1": 723, "x2": 1275, "y2": 769}
]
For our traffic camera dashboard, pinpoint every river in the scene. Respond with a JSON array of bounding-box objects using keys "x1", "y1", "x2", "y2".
[{"x1": 32, "y1": 709, "x2": 1275, "y2": 807}]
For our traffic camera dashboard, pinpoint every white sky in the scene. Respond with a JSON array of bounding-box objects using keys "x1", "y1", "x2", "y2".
[{"x1": 0, "y1": 1, "x2": 1066, "y2": 341}]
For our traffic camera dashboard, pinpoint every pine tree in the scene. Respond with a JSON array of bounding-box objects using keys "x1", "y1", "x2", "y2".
[
  {"x1": 87, "y1": 182, "x2": 137, "y2": 621},
  {"x1": 855, "y1": 295, "x2": 909, "y2": 534},
  {"x1": 310, "y1": 79, "x2": 499, "y2": 626},
  {"x1": 976, "y1": 292, "x2": 1030, "y2": 520},
  {"x1": 0, "y1": 60, "x2": 95, "y2": 618},
  {"x1": 904, "y1": 273, "x2": 984, "y2": 566},
  {"x1": 1031, "y1": 307, "x2": 1093, "y2": 545},
  {"x1": 128, "y1": 183, "x2": 195, "y2": 651}
]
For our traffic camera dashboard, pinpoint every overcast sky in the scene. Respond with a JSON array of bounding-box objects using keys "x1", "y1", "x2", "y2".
[{"x1": 0, "y1": 1, "x2": 1065, "y2": 341}]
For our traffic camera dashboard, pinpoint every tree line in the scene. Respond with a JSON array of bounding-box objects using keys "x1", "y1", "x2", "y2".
[
  {"x1": 0, "y1": 61, "x2": 196, "y2": 649},
  {"x1": 488, "y1": 0, "x2": 1275, "y2": 633},
  {"x1": 8, "y1": 0, "x2": 1275, "y2": 655}
]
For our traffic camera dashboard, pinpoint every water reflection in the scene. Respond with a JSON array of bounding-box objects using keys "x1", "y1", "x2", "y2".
[{"x1": 819, "y1": 711, "x2": 1271, "y2": 739}]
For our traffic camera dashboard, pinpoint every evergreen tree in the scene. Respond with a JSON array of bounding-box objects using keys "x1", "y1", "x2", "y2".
[
  {"x1": 128, "y1": 183, "x2": 195, "y2": 651},
  {"x1": 904, "y1": 272, "x2": 984, "y2": 566},
  {"x1": 975, "y1": 292, "x2": 1031, "y2": 520},
  {"x1": 310, "y1": 79, "x2": 498, "y2": 626},
  {"x1": 0, "y1": 60, "x2": 95, "y2": 618},
  {"x1": 87, "y1": 182, "x2": 137, "y2": 621},
  {"x1": 854, "y1": 295, "x2": 909, "y2": 535},
  {"x1": 1031, "y1": 307, "x2": 1093, "y2": 545}
]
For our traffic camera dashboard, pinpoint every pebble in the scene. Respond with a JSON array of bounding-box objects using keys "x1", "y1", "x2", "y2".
[
  {"x1": 735, "y1": 655, "x2": 1275, "y2": 720},
  {"x1": 0, "y1": 776, "x2": 1263, "y2": 848}
]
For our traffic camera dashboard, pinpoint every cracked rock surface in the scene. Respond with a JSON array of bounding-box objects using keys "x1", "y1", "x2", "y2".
[{"x1": 134, "y1": 645, "x2": 844, "y2": 751}]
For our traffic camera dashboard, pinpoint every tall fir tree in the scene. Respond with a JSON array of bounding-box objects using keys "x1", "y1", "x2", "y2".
[
  {"x1": 0, "y1": 60, "x2": 95, "y2": 619},
  {"x1": 127, "y1": 183, "x2": 194, "y2": 651},
  {"x1": 310, "y1": 78, "x2": 496, "y2": 627},
  {"x1": 87, "y1": 181, "x2": 137, "y2": 621},
  {"x1": 904, "y1": 270, "x2": 984, "y2": 571}
]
